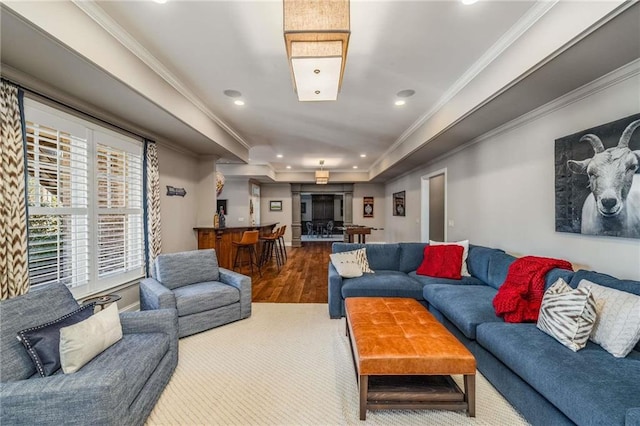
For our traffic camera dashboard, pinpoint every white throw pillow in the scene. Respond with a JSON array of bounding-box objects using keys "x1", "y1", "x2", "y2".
[
  {"x1": 577, "y1": 279, "x2": 640, "y2": 358},
  {"x1": 59, "y1": 303, "x2": 123, "y2": 373},
  {"x1": 537, "y1": 278, "x2": 597, "y2": 352},
  {"x1": 330, "y1": 252, "x2": 363, "y2": 278},
  {"x1": 429, "y1": 240, "x2": 470, "y2": 277}
]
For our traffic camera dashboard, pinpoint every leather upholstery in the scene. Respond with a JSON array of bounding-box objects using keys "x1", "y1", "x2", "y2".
[{"x1": 346, "y1": 297, "x2": 476, "y2": 376}]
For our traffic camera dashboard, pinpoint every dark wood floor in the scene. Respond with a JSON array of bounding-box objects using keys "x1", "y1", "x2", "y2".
[{"x1": 237, "y1": 241, "x2": 332, "y2": 303}]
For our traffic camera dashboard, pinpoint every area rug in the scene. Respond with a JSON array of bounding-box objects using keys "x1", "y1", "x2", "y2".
[{"x1": 146, "y1": 303, "x2": 529, "y2": 425}]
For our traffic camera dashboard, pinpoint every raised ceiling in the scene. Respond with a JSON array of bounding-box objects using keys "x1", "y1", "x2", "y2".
[{"x1": 1, "y1": 1, "x2": 638, "y2": 183}]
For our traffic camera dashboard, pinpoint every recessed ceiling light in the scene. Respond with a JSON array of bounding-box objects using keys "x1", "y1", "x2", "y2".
[
  {"x1": 286, "y1": 165, "x2": 291, "y2": 169},
  {"x1": 396, "y1": 89, "x2": 416, "y2": 98},
  {"x1": 277, "y1": 154, "x2": 283, "y2": 158},
  {"x1": 394, "y1": 100, "x2": 406, "y2": 106},
  {"x1": 234, "y1": 100, "x2": 245, "y2": 106},
  {"x1": 360, "y1": 154, "x2": 366, "y2": 158},
  {"x1": 153, "y1": 0, "x2": 168, "y2": 3},
  {"x1": 224, "y1": 89, "x2": 242, "y2": 98},
  {"x1": 462, "y1": 0, "x2": 478, "y2": 4},
  {"x1": 353, "y1": 166, "x2": 358, "y2": 169}
]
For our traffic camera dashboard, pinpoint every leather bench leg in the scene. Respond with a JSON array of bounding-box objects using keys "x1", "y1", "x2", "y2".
[{"x1": 464, "y1": 374, "x2": 476, "y2": 417}]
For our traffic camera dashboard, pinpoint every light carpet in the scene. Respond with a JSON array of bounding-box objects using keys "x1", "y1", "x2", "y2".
[{"x1": 147, "y1": 303, "x2": 529, "y2": 426}]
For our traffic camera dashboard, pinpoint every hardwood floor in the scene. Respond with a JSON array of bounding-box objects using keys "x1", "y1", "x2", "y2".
[{"x1": 240, "y1": 241, "x2": 333, "y2": 303}]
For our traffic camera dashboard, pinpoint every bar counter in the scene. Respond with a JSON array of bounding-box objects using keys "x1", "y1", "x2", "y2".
[{"x1": 194, "y1": 223, "x2": 278, "y2": 270}]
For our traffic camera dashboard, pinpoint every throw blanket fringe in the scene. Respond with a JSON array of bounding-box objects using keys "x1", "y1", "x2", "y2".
[{"x1": 493, "y1": 256, "x2": 573, "y2": 323}]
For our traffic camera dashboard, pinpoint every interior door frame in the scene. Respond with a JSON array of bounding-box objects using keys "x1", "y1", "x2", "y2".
[{"x1": 420, "y1": 168, "x2": 447, "y2": 242}]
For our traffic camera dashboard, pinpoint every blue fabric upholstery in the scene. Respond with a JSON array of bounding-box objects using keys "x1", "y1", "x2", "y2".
[
  {"x1": 331, "y1": 243, "x2": 401, "y2": 271},
  {"x1": 398, "y1": 242, "x2": 428, "y2": 273},
  {"x1": 544, "y1": 268, "x2": 575, "y2": 290},
  {"x1": 466, "y1": 245, "x2": 504, "y2": 283},
  {"x1": 140, "y1": 250, "x2": 251, "y2": 338},
  {"x1": 341, "y1": 270, "x2": 424, "y2": 300},
  {"x1": 0, "y1": 283, "x2": 178, "y2": 426},
  {"x1": 569, "y1": 269, "x2": 640, "y2": 295},
  {"x1": 173, "y1": 282, "x2": 240, "y2": 316},
  {"x1": 477, "y1": 322, "x2": 640, "y2": 426},
  {"x1": 408, "y1": 271, "x2": 485, "y2": 287},
  {"x1": 423, "y1": 284, "x2": 502, "y2": 339},
  {"x1": 328, "y1": 262, "x2": 344, "y2": 319},
  {"x1": 486, "y1": 252, "x2": 516, "y2": 289},
  {"x1": 155, "y1": 249, "x2": 220, "y2": 290}
]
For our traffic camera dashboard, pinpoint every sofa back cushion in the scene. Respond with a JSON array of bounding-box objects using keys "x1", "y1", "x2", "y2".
[
  {"x1": 398, "y1": 243, "x2": 428, "y2": 273},
  {"x1": 332, "y1": 243, "x2": 401, "y2": 271},
  {"x1": 155, "y1": 249, "x2": 220, "y2": 290},
  {"x1": 466, "y1": 245, "x2": 504, "y2": 283},
  {"x1": 0, "y1": 283, "x2": 80, "y2": 382},
  {"x1": 486, "y1": 252, "x2": 517, "y2": 289}
]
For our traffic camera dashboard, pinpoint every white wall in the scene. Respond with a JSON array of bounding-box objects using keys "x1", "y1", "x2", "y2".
[
  {"x1": 260, "y1": 184, "x2": 292, "y2": 243},
  {"x1": 385, "y1": 67, "x2": 640, "y2": 280},
  {"x1": 157, "y1": 145, "x2": 199, "y2": 253},
  {"x1": 353, "y1": 183, "x2": 386, "y2": 242},
  {"x1": 219, "y1": 178, "x2": 250, "y2": 227}
]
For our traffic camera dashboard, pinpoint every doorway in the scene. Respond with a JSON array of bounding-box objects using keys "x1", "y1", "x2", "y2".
[
  {"x1": 301, "y1": 193, "x2": 344, "y2": 242},
  {"x1": 421, "y1": 169, "x2": 447, "y2": 242}
]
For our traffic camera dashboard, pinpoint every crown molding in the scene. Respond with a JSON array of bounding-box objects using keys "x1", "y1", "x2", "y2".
[
  {"x1": 72, "y1": 1, "x2": 251, "y2": 150},
  {"x1": 387, "y1": 58, "x2": 640, "y2": 184},
  {"x1": 371, "y1": 0, "x2": 557, "y2": 173}
]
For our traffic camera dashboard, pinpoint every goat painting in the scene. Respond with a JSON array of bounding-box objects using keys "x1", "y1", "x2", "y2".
[{"x1": 555, "y1": 114, "x2": 640, "y2": 239}]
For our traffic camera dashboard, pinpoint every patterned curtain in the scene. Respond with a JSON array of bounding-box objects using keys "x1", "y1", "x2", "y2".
[
  {"x1": 144, "y1": 140, "x2": 161, "y2": 277},
  {"x1": 0, "y1": 80, "x2": 29, "y2": 300}
]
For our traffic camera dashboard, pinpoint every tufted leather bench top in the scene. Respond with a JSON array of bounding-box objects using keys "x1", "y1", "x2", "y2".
[{"x1": 345, "y1": 297, "x2": 476, "y2": 376}]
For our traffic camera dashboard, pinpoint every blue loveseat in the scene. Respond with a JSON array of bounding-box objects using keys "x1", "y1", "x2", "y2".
[
  {"x1": 328, "y1": 242, "x2": 640, "y2": 425},
  {"x1": 0, "y1": 282, "x2": 178, "y2": 425}
]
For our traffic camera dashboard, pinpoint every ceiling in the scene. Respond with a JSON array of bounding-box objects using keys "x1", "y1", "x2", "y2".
[{"x1": 1, "y1": 1, "x2": 638, "y2": 183}]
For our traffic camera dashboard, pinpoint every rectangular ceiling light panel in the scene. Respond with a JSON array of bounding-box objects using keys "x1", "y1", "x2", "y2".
[{"x1": 291, "y1": 56, "x2": 342, "y2": 101}]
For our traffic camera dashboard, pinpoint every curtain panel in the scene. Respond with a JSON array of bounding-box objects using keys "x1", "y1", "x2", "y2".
[
  {"x1": 144, "y1": 140, "x2": 161, "y2": 276},
  {"x1": 0, "y1": 80, "x2": 29, "y2": 300}
]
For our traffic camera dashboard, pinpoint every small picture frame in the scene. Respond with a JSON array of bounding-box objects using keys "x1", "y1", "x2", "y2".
[
  {"x1": 393, "y1": 191, "x2": 405, "y2": 216},
  {"x1": 270, "y1": 200, "x2": 283, "y2": 211},
  {"x1": 363, "y1": 196, "x2": 374, "y2": 218}
]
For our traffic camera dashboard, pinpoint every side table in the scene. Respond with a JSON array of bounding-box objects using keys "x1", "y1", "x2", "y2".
[{"x1": 82, "y1": 294, "x2": 122, "y2": 311}]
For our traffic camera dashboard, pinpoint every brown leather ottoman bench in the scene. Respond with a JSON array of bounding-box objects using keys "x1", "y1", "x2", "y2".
[{"x1": 345, "y1": 297, "x2": 476, "y2": 420}]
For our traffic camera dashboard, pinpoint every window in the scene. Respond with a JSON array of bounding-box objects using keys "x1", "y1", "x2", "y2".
[{"x1": 24, "y1": 100, "x2": 144, "y2": 297}]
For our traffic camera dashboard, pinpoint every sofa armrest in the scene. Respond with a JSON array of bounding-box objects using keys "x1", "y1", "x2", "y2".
[
  {"x1": 139, "y1": 277, "x2": 176, "y2": 310},
  {"x1": 219, "y1": 267, "x2": 251, "y2": 319},
  {"x1": 328, "y1": 262, "x2": 344, "y2": 319},
  {"x1": 1, "y1": 369, "x2": 126, "y2": 424},
  {"x1": 120, "y1": 309, "x2": 178, "y2": 362},
  {"x1": 627, "y1": 408, "x2": 640, "y2": 425}
]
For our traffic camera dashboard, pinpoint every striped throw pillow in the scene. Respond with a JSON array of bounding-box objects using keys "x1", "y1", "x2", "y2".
[
  {"x1": 537, "y1": 278, "x2": 597, "y2": 352},
  {"x1": 353, "y1": 248, "x2": 374, "y2": 273}
]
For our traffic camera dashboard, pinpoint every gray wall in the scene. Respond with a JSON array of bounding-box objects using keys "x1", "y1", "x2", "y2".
[{"x1": 384, "y1": 66, "x2": 640, "y2": 280}]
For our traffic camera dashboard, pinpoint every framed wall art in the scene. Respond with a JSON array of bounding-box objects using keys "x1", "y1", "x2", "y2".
[
  {"x1": 393, "y1": 191, "x2": 405, "y2": 217},
  {"x1": 363, "y1": 196, "x2": 374, "y2": 218},
  {"x1": 555, "y1": 113, "x2": 640, "y2": 239},
  {"x1": 270, "y1": 200, "x2": 283, "y2": 212}
]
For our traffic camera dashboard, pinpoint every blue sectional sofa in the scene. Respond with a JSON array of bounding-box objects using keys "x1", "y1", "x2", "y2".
[{"x1": 328, "y1": 242, "x2": 640, "y2": 426}]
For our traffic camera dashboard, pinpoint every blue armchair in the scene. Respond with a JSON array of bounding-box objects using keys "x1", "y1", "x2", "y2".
[
  {"x1": 140, "y1": 249, "x2": 251, "y2": 338},
  {"x1": 0, "y1": 282, "x2": 178, "y2": 425}
]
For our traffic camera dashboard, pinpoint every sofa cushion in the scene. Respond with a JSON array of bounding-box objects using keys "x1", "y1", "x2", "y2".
[
  {"x1": 486, "y1": 252, "x2": 517, "y2": 289},
  {"x1": 430, "y1": 240, "x2": 470, "y2": 276},
  {"x1": 333, "y1": 243, "x2": 401, "y2": 271},
  {"x1": 476, "y1": 322, "x2": 640, "y2": 426},
  {"x1": 536, "y1": 279, "x2": 597, "y2": 352},
  {"x1": 155, "y1": 249, "x2": 220, "y2": 290},
  {"x1": 416, "y1": 245, "x2": 463, "y2": 279},
  {"x1": 1, "y1": 283, "x2": 81, "y2": 382},
  {"x1": 466, "y1": 245, "x2": 504, "y2": 283},
  {"x1": 83, "y1": 332, "x2": 170, "y2": 408},
  {"x1": 544, "y1": 268, "x2": 575, "y2": 290},
  {"x1": 341, "y1": 271, "x2": 424, "y2": 300},
  {"x1": 330, "y1": 251, "x2": 363, "y2": 278},
  {"x1": 398, "y1": 243, "x2": 428, "y2": 273},
  {"x1": 173, "y1": 282, "x2": 240, "y2": 317},
  {"x1": 578, "y1": 279, "x2": 640, "y2": 358},
  {"x1": 408, "y1": 271, "x2": 485, "y2": 287},
  {"x1": 423, "y1": 284, "x2": 503, "y2": 340}
]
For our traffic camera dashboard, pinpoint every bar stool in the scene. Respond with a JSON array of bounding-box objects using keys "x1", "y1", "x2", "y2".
[
  {"x1": 259, "y1": 227, "x2": 282, "y2": 271},
  {"x1": 277, "y1": 225, "x2": 287, "y2": 262},
  {"x1": 232, "y1": 230, "x2": 261, "y2": 277}
]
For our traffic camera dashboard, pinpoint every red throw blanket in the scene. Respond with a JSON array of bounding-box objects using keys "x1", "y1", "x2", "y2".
[{"x1": 493, "y1": 256, "x2": 573, "y2": 323}]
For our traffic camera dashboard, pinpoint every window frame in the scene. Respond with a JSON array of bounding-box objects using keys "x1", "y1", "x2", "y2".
[{"x1": 24, "y1": 98, "x2": 145, "y2": 298}]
